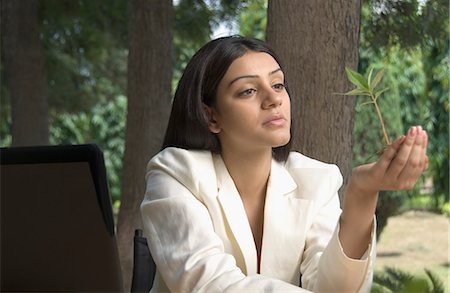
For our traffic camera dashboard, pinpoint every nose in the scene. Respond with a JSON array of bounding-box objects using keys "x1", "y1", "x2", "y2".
[{"x1": 261, "y1": 87, "x2": 283, "y2": 109}]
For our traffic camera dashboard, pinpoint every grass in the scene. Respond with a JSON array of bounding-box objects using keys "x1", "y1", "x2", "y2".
[{"x1": 375, "y1": 210, "x2": 450, "y2": 292}]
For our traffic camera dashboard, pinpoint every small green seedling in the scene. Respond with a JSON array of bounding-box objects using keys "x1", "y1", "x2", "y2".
[{"x1": 337, "y1": 67, "x2": 391, "y2": 146}]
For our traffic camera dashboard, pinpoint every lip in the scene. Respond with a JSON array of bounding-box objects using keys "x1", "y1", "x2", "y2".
[{"x1": 263, "y1": 114, "x2": 287, "y2": 126}]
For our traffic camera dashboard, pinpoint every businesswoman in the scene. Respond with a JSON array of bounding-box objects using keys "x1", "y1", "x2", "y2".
[{"x1": 141, "y1": 36, "x2": 428, "y2": 292}]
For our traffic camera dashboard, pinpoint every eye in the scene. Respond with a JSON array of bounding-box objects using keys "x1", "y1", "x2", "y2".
[
  {"x1": 272, "y1": 83, "x2": 285, "y2": 91},
  {"x1": 238, "y1": 88, "x2": 257, "y2": 97}
]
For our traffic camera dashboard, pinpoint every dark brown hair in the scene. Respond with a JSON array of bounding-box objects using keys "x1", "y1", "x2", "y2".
[{"x1": 162, "y1": 35, "x2": 293, "y2": 161}]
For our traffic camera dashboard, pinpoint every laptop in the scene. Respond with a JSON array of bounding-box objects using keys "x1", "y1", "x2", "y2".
[{"x1": 0, "y1": 144, "x2": 123, "y2": 292}]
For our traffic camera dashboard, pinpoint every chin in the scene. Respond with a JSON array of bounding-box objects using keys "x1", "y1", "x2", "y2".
[{"x1": 272, "y1": 135, "x2": 291, "y2": 147}]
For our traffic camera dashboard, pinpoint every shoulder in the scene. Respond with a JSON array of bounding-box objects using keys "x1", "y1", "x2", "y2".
[
  {"x1": 148, "y1": 147, "x2": 213, "y2": 170},
  {"x1": 285, "y1": 151, "x2": 340, "y2": 172},
  {"x1": 146, "y1": 147, "x2": 216, "y2": 197},
  {"x1": 284, "y1": 151, "x2": 343, "y2": 195}
]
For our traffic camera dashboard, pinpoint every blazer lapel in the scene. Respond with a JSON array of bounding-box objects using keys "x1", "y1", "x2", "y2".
[
  {"x1": 259, "y1": 160, "x2": 312, "y2": 284},
  {"x1": 213, "y1": 155, "x2": 258, "y2": 275}
]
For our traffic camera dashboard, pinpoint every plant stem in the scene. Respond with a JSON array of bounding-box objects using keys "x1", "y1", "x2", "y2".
[{"x1": 371, "y1": 93, "x2": 391, "y2": 146}]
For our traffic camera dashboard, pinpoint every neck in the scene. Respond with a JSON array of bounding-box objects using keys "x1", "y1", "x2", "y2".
[{"x1": 220, "y1": 147, "x2": 272, "y2": 200}]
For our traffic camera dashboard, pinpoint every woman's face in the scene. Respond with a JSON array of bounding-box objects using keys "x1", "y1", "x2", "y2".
[{"x1": 206, "y1": 51, "x2": 291, "y2": 155}]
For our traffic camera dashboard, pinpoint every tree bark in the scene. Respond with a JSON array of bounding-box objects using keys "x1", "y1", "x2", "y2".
[
  {"x1": 117, "y1": 0, "x2": 173, "y2": 289},
  {"x1": 266, "y1": 0, "x2": 361, "y2": 196},
  {"x1": 2, "y1": 0, "x2": 49, "y2": 146}
]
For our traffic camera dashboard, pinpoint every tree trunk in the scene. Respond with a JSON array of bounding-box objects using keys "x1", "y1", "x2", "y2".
[
  {"x1": 117, "y1": 0, "x2": 173, "y2": 289},
  {"x1": 266, "y1": 0, "x2": 361, "y2": 196},
  {"x1": 2, "y1": 0, "x2": 49, "y2": 146}
]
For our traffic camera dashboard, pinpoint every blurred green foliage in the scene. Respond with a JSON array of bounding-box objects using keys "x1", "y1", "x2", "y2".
[
  {"x1": 372, "y1": 267, "x2": 445, "y2": 293},
  {"x1": 39, "y1": 0, "x2": 128, "y2": 113},
  {"x1": 239, "y1": 0, "x2": 267, "y2": 40}
]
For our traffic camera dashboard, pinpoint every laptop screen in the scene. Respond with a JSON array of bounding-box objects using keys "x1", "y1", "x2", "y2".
[{"x1": 1, "y1": 144, "x2": 123, "y2": 292}]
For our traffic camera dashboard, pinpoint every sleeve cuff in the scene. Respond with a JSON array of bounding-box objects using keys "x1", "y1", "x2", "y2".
[
  {"x1": 315, "y1": 216, "x2": 376, "y2": 293},
  {"x1": 335, "y1": 217, "x2": 377, "y2": 261}
]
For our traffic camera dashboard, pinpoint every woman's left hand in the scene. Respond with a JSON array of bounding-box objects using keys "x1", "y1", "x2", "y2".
[{"x1": 349, "y1": 125, "x2": 428, "y2": 196}]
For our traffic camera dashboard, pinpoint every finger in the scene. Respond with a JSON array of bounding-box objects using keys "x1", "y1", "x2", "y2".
[
  {"x1": 385, "y1": 126, "x2": 417, "y2": 178},
  {"x1": 421, "y1": 130, "x2": 428, "y2": 170},
  {"x1": 416, "y1": 128, "x2": 427, "y2": 169},
  {"x1": 397, "y1": 128, "x2": 427, "y2": 186},
  {"x1": 373, "y1": 135, "x2": 405, "y2": 173},
  {"x1": 412, "y1": 126, "x2": 425, "y2": 168}
]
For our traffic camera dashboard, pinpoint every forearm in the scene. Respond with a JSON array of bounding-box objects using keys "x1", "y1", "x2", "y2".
[{"x1": 339, "y1": 179, "x2": 378, "y2": 259}]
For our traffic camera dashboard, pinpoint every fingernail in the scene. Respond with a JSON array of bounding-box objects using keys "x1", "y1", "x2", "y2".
[{"x1": 409, "y1": 127, "x2": 416, "y2": 136}]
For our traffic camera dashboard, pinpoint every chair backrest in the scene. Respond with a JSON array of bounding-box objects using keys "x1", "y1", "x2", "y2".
[
  {"x1": 131, "y1": 229, "x2": 156, "y2": 292},
  {"x1": 0, "y1": 144, "x2": 123, "y2": 292}
]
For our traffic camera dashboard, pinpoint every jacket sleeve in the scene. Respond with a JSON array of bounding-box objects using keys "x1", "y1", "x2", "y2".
[
  {"x1": 141, "y1": 169, "x2": 312, "y2": 293},
  {"x1": 299, "y1": 165, "x2": 376, "y2": 293}
]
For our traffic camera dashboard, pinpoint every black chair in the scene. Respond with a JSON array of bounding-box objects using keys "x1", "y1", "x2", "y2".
[{"x1": 131, "y1": 229, "x2": 156, "y2": 292}]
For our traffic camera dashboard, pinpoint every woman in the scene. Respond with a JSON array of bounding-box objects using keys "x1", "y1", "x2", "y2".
[{"x1": 141, "y1": 36, "x2": 428, "y2": 292}]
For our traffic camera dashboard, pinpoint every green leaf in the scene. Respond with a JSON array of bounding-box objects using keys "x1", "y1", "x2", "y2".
[
  {"x1": 343, "y1": 88, "x2": 370, "y2": 97},
  {"x1": 358, "y1": 100, "x2": 375, "y2": 107},
  {"x1": 370, "y1": 68, "x2": 385, "y2": 90},
  {"x1": 335, "y1": 88, "x2": 371, "y2": 96},
  {"x1": 375, "y1": 87, "x2": 390, "y2": 99},
  {"x1": 367, "y1": 67, "x2": 374, "y2": 87},
  {"x1": 355, "y1": 100, "x2": 375, "y2": 112},
  {"x1": 345, "y1": 67, "x2": 369, "y2": 90}
]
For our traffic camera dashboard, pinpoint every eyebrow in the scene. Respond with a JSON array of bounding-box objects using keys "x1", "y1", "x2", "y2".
[{"x1": 228, "y1": 68, "x2": 282, "y2": 87}]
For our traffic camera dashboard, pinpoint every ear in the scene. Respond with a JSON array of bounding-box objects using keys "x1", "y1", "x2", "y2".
[{"x1": 203, "y1": 104, "x2": 221, "y2": 134}]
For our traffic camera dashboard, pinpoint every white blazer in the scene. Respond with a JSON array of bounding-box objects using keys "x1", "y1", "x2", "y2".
[{"x1": 141, "y1": 147, "x2": 376, "y2": 292}]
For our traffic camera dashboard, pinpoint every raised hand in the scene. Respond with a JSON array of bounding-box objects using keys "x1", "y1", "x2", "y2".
[{"x1": 350, "y1": 126, "x2": 428, "y2": 196}]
